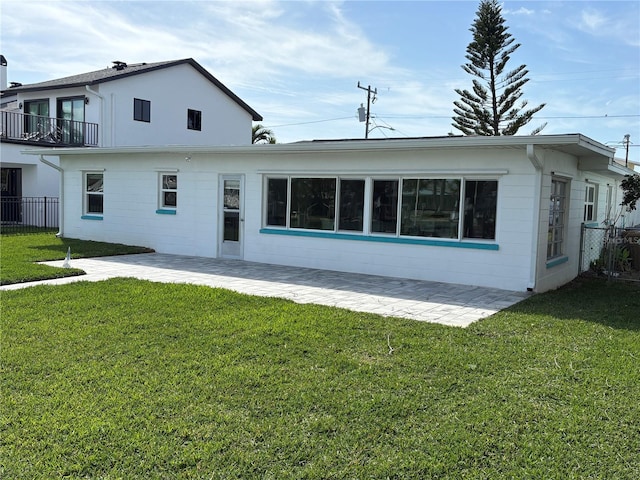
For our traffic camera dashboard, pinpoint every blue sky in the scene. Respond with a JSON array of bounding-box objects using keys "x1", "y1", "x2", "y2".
[{"x1": 2, "y1": 0, "x2": 639, "y2": 164}]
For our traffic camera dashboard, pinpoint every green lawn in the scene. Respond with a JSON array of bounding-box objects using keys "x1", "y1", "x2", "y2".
[
  {"x1": 0, "y1": 232, "x2": 152, "y2": 285},
  {"x1": 2, "y1": 269, "x2": 639, "y2": 478}
]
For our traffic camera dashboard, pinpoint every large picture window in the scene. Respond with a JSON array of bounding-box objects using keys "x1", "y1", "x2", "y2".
[
  {"x1": 400, "y1": 179, "x2": 460, "y2": 238},
  {"x1": 85, "y1": 172, "x2": 104, "y2": 215},
  {"x1": 290, "y1": 178, "x2": 336, "y2": 230},
  {"x1": 548, "y1": 178, "x2": 568, "y2": 259},
  {"x1": 264, "y1": 176, "x2": 498, "y2": 242}
]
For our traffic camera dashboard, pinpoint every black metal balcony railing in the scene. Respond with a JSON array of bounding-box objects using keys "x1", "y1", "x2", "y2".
[
  {"x1": 0, "y1": 111, "x2": 98, "y2": 147},
  {"x1": 0, "y1": 196, "x2": 59, "y2": 233}
]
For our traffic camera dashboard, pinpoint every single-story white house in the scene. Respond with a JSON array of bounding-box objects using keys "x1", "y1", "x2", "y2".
[{"x1": 30, "y1": 133, "x2": 638, "y2": 292}]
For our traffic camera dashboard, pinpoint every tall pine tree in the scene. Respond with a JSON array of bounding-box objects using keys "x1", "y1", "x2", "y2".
[{"x1": 452, "y1": 0, "x2": 545, "y2": 136}]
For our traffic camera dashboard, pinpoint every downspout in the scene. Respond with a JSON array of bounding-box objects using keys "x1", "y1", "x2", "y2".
[
  {"x1": 85, "y1": 85, "x2": 105, "y2": 146},
  {"x1": 527, "y1": 144, "x2": 543, "y2": 291},
  {"x1": 39, "y1": 155, "x2": 64, "y2": 238}
]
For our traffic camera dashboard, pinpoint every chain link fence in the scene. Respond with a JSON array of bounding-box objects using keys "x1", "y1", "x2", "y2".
[{"x1": 580, "y1": 224, "x2": 640, "y2": 282}]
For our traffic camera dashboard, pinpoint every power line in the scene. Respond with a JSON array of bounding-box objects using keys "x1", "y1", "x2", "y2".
[
  {"x1": 373, "y1": 113, "x2": 640, "y2": 120},
  {"x1": 265, "y1": 113, "x2": 639, "y2": 130},
  {"x1": 266, "y1": 116, "x2": 353, "y2": 128}
]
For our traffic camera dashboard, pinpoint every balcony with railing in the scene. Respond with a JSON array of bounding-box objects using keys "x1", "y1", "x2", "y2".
[{"x1": 0, "y1": 111, "x2": 99, "y2": 147}]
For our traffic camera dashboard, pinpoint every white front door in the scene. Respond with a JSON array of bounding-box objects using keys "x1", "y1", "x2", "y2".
[{"x1": 219, "y1": 175, "x2": 243, "y2": 258}]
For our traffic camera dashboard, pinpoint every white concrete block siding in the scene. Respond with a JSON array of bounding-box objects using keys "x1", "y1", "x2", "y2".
[{"x1": 32, "y1": 134, "x2": 634, "y2": 293}]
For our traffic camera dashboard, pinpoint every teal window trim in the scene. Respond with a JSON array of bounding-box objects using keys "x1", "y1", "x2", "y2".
[
  {"x1": 81, "y1": 215, "x2": 103, "y2": 221},
  {"x1": 260, "y1": 228, "x2": 499, "y2": 250},
  {"x1": 583, "y1": 222, "x2": 599, "y2": 228},
  {"x1": 546, "y1": 256, "x2": 568, "y2": 268},
  {"x1": 156, "y1": 209, "x2": 177, "y2": 215}
]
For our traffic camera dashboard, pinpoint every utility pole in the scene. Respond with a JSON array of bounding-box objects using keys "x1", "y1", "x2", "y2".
[
  {"x1": 623, "y1": 134, "x2": 631, "y2": 168},
  {"x1": 357, "y1": 81, "x2": 377, "y2": 139}
]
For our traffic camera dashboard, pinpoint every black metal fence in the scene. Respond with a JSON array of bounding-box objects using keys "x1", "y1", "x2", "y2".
[
  {"x1": 0, "y1": 197, "x2": 59, "y2": 233},
  {"x1": 580, "y1": 224, "x2": 640, "y2": 281},
  {"x1": 0, "y1": 111, "x2": 99, "y2": 147}
]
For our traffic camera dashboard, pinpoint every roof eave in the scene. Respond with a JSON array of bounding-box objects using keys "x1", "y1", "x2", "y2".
[
  {"x1": 24, "y1": 134, "x2": 615, "y2": 158},
  {"x1": 2, "y1": 58, "x2": 263, "y2": 121}
]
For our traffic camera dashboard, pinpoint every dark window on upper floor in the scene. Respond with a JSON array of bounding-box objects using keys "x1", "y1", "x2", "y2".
[
  {"x1": 134, "y1": 98, "x2": 151, "y2": 122},
  {"x1": 188, "y1": 109, "x2": 202, "y2": 131}
]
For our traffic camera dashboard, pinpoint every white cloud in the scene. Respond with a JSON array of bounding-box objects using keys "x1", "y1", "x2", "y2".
[
  {"x1": 576, "y1": 6, "x2": 640, "y2": 47},
  {"x1": 504, "y1": 7, "x2": 535, "y2": 16},
  {"x1": 579, "y1": 8, "x2": 608, "y2": 31}
]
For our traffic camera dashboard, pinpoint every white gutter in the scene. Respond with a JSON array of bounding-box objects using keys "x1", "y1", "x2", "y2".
[
  {"x1": 39, "y1": 155, "x2": 64, "y2": 237},
  {"x1": 526, "y1": 144, "x2": 543, "y2": 291},
  {"x1": 85, "y1": 85, "x2": 105, "y2": 146}
]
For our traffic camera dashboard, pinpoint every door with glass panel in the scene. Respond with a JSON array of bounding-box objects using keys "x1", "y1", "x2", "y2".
[
  {"x1": 57, "y1": 97, "x2": 85, "y2": 145},
  {"x1": 219, "y1": 175, "x2": 243, "y2": 258}
]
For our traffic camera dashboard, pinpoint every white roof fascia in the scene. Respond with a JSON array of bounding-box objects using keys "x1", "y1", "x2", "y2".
[{"x1": 21, "y1": 134, "x2": 615, "y2": 158}]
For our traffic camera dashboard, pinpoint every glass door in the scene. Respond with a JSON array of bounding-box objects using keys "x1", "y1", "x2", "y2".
[
  {"x1": 57, "y1": 97, "x2": 85, "y2": 145},
  {"x1": 220, "y1": 175, "x2": 243, "y2": 258}
]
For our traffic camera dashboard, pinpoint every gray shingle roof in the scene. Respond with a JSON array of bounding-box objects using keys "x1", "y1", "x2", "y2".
[{"x1": 2, "y1": 58, "x2": 262, "y2": 121}]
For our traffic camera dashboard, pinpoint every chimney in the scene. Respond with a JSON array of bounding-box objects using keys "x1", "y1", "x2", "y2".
[{"x1": 0, "y1": 55, "x2": 7, "y2": 91}]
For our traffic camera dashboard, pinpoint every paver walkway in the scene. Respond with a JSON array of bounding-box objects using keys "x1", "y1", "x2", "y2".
[{"x1": 2, "y1": 253, "x2": 530, "y2": 327}]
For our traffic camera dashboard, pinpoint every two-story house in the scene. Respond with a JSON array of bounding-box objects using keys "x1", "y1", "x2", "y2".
[{"x1": 0, "y1": 56, "x2": 262, "y2": 226}]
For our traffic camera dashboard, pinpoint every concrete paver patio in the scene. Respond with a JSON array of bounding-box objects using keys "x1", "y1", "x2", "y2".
[{"x1": 1, "y1": 253, "x2": 531, "y2": 327}]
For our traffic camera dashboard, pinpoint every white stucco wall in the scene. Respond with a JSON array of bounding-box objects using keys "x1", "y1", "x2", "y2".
[
  {"x1": 57, "y1": 145, "x2": 545, "y2": 292},
  {"x1": 95, "y1": 64, "x2": 253, "y2": 147},
  {"x1": 6, "y1": 63, "x2": 256, "y2": 200},
  {"x1": 0, "y1": 143, "x2": 59, "y2": 197},
  {"x1": 51, "y1": 136, "x2": 632, "y2": 292}
]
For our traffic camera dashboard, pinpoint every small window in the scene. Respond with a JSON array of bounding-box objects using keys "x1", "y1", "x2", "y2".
[
  {"x1": 548, "y1": 178, "x2": 568, "y2": 259},
  {"x1": 187, "y1": 109, "x2": 202, "y2": 131},
  {"x1": 134, "y1": 98, "x2": 151, "y2": 122},
  {"x1": 605, "y1": 185, "x2": 614, "y2": 223},
  {"x1": 85, "y1": 172, "x2": 104, "y2": 215},
  {"x1": 160, "y1": 174, "x2": 177, "y2": 209},
  {"x1": 584, "y1": 184, "x2": 596, "y2": 222}
]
